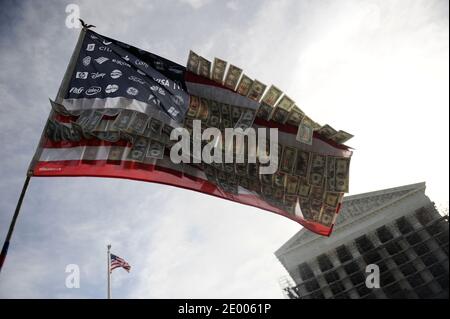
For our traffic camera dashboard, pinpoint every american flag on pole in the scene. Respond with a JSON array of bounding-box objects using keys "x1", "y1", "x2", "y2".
[
  {"x1": 110, "y1": 254, "x2": 131, "y2": 273},
  {"x1": 28, "y1": 26, "x2": 353, "y2": 237}
]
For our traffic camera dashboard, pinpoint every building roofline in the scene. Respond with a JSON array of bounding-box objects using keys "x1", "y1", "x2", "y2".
[{"x1": 275, "y1": 182, "x2": 427, "y2": 258}]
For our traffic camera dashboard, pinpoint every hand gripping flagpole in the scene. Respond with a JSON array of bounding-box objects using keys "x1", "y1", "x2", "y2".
[
  {"x1": 107, "y1": 244, "x2": 112, "y2": 299},
  {"x1": 0, "y1": 22, "x2": 88, "y2": 275}
]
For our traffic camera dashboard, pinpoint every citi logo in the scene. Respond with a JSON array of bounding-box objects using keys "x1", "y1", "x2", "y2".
[
  {"x1": 85, "y1": 86, "x2": 102, "y2": 95},
  {"x1": 99, "y1": 46, "x2": 112, "y2": 53}
]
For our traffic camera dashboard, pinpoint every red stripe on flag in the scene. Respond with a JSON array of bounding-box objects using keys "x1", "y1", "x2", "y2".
[{"x1": 32, "y1": 159, "x2": 334, "y2": 236}]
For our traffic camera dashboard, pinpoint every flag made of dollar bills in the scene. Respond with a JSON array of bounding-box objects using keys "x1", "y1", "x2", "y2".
[{"x1": 29, "y1": 26, "x2": 353, "y2": 237}]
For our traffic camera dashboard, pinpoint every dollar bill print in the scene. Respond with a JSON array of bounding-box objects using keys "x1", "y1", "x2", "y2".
[
  {"x1": 127, "y1": 112, "x2": 149, "y2": 136},
  {"x1": 296, "y1": 116, "x2": 314, "y2": 145},
  {"x1": 198, "y1": 56, "x2": 211, "y2": 78},
  {"x1": 280, "y1": 146, "x2": 297, "y2": 174},
  {"x1": 335, "y1": 157, "x2": 350, "y2": 192},
  {"x1": 234, "y1": 109, "x2": 256, "y2": 131},
  {"x1": 320, "y1": 206, "x2": 336, "y2": 227},
  {"x1": 112, "y1": 109, "x2": 134, "y2": 132},
  {"x1": 187, "y1": 50, "x2": 200, "y2": 74},
  {"x1": 275, "y1": 95, "x2": 295, "y2": 111},
  {"x1": 285, "y1": 175, "x2": 299, "y2": 195},
  {"x1": 146, "y1": 139, "x2": 165, "y2": 159},
  {"x1": 294, "y1": 150, "x2": 310, "y2": 178},
  {"x1": 197, "y1": 98, "x2": 209, "y2": 122},
  {"x1": 298, "y1": 179, "x2": 311, "y2": 198},
  {"x1": 127, "y1": 136, "x2": 149, "y2": 162},
  {"x1": 247, "y1": 79, "x2": 266, "y2": 102},
  {"x1": 310, "y1": 185, "x2": 325, "y2": 201},
  {"x1": 324, "y1": 191, "x2": 342, "y2": 208},
  {"x1": 49, "y1": 99, "x2": 73, "y2": 116},
  {"x1": 256, "y1": 102, "x2": 273, "y2": 121},
  {"x1": 107, "y1": 145, "x2": 125, "y2": 163},
  {"x1": 271, "y1": 107, "x2": 290, "y2": 123},
  {"x1": 212, "y1": 57, "x2": 227, "y2": 83},
  {"x1": 317, "y1": 124, "x2": 338, "y2": 139},
  {"x1": 224, "y1": 65, "x2": 243, "y2": 90},
  {"x1": 329, "y1": 130, "x2": 354, "y2": 144},
  {"x1": 273, "y1": 172, "x2": 286, "y2": 188},
  {"x1": 326, "y1": 156, "x2": 336, "y2": 191},
  {"x1": 186, "y1": 95, "x2": 200, "y2": 118},
  {"x1": 261, "y1": 85, "x2": 283, "y2": 106},
  {"x1": 236, "y1": 74, "x2": 253, "y2": 96},
  {"x1": 220, "y1": 103, "x2": 233, "y2": 130},
  {"x1": 286, "y1": 106, "x2": 304, "y2": 126},
  {"x1": 207, "y1": 100, "x2": 221, "y2": 128},
  {"x1": 309, "y1": 153, "x2": 326, "y2": 186}
]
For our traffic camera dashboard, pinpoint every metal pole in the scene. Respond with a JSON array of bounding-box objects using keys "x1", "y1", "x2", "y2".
[
  {"x1": 107, "y1": 244, "x2": 111, "y2": 299},
  {"x1": 0, "y1": 176, "x2": 31, "y2": 274}
]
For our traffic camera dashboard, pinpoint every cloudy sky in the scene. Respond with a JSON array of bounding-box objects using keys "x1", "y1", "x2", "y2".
[{"x1": 0, "y1": 0, "x2": 448, "y2": 298}]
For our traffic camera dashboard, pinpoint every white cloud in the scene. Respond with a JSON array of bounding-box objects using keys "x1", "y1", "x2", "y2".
[
  {"x1": 178, "y1": 0, "x2": 211, "y2": 10},
  {"x1": 226, "y1": 1, "x2": 239, "y2": 11}
]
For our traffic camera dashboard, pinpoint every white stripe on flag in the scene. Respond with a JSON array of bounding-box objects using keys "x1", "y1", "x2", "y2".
[{"x1": 186, "y1": 81, "x2": 260, "y2": 110}]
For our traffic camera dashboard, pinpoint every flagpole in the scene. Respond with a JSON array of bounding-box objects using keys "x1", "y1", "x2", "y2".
[
  {"x1": 107, "y1": 244, "x2": 111, "y2": 299},
  {"x1": 0, "y1": 26, "x2": 88, "y2": 276},
  {"x1": 0, "y1": 176, "x2": 31, "y2": 274}
]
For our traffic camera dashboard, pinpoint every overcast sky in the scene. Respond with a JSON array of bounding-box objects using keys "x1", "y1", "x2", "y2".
[{"x1": 0, "y1": 0, "x2": 448, "y2": 298}]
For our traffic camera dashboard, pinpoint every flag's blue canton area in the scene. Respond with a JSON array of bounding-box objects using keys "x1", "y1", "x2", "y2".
[
  {"x1": 110, "y1": 253, "x2": 131, "y2": 272},
  {"x1": 65, "y1": 30, "x2": 189, "y2": 122}
]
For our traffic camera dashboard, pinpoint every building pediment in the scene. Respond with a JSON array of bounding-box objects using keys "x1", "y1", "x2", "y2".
[{"x1": 277, "y1": 182, "x2": 426, "y2": 255}]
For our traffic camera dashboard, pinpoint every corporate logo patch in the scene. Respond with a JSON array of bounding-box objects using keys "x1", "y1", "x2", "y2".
[
  {"x1": 110, "y1": 69, "x2": 122, "y2": 79},
  {"x1": 82, "y1": 56, "x2": 91, "y2": 66},
  {"x1": 86, "y1": 43, "x2": 95, "y2": 51},
  {"x1": 91, "y1": 72, "x2": 106, "y2": 79},
  {"x1": 76, "y1": 72, "x2": 88, "y2": 79},
  {"x1": 95, "y1": 57, "x2": 109, "y2": 64},
  {"x1": 126, "y1": 87, "x2": 139, "y2": 96},
  {"x1": 85, "y1": 86, "x2": 102, "y2": 95},
  {"x1": 69, "y1": 87, "x2": 84, "y2": 94},
  {"x1": 105, "y1": 84, "x2": 119, "y2": 93}
]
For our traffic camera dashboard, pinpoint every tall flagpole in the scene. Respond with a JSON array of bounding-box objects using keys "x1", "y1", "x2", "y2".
[
  {"x1": 107, "y1": 244, "x2": 111, "y2": 299},
  {"x1": 0, "y1": 26, "x2": 87, "y2": 277},
  {"x1": 0, "y1": 176, "x2": 31, "y2": 274}
]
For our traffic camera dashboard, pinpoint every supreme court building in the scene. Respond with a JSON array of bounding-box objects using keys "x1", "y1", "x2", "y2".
[{"x1": 276, "y1": 182, "x2": 449, "y2": 299}]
